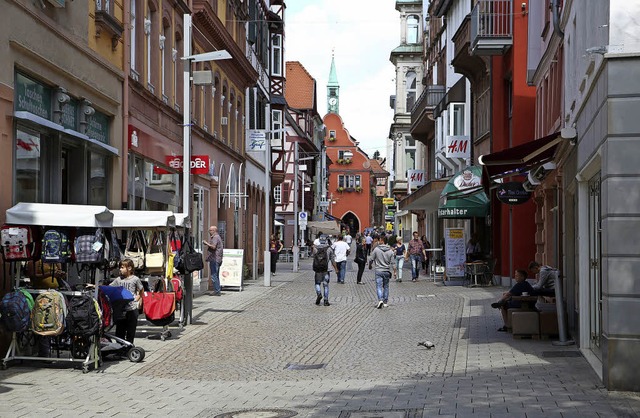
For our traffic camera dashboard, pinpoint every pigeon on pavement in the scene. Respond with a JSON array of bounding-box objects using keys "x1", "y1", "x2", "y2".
[{"x1": 418, "y1": 341, "x2": 435, "y2": 349}]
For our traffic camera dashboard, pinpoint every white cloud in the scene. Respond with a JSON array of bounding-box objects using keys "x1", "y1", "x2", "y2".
[{"x1": 285, "y1": 0, "x2": 399, "y2": 158}]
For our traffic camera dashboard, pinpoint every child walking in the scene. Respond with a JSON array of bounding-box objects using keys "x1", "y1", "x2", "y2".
[{"x1": 110, "y1": 258, "x2": 144, "y2": 343}]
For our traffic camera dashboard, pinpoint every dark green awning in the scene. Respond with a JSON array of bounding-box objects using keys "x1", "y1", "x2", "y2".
[{"x1": 438, "y1": 166, "x2": 490, "y2": 218}]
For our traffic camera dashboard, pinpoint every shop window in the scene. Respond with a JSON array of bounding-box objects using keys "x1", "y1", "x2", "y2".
[
  {"x1": 88, "y1": 153, "x2": 108, "y2": 205},
  {"x1": 128, "y1": 155, "x2": 179, "y2": 211},
  {"x1": 15, "y1": 128, "x2": 42, "y2": 203}
]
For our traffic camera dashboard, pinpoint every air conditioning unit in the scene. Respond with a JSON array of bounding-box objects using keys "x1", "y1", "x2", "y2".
[{"x1": 221, "y1": 117, "x2": 228, "y2": 125}]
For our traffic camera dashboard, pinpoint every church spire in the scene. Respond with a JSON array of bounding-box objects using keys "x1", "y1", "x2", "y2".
[{"x1": 327, "y1": 50, "x2": 340, "y2": 114}]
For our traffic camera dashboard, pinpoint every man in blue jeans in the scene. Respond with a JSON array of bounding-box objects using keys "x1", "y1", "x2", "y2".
[
  {"x1": 203, "y1": 226, "x2": 224, "y2": 296},
  {"x1": 312, "y1": 236, "x2": 338, "y2": 306},
  {"x1": 407, "y1": 231, "x2": 427, "y2": 282},
  {"x1": 368, "y1": 235, "x2": 396, "y2": 308}
]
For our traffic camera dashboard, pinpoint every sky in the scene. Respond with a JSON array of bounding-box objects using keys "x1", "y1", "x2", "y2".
[{"x1": 284, "y1": 0, "x2": 401, "y2": 159}]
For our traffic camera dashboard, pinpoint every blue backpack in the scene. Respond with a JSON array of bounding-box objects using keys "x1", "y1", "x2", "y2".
[
  {"x1": 0, "y1": 290, "x2": 34, "y2": 333},
  {"x1": 42, "y1": 228, "x2": 71, "y2": 263}
]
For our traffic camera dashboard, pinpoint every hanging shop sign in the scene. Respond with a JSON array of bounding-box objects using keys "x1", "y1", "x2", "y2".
[
  {"x1": 496, "y1": 182, "x2": 532, "y2": 205},
  {"x1": 165, "y1": 155, "x2": 210, "y2": 174},
  {"x1": 382, "y1": 197, "x2": 395, "y2": 206},
  {"x1": 407, "y1": 169, "x2": 425, "y2": 188},
  {"x1": 247, "y1": 129, "x2": 267, "y2": 151},
  {"x1": 445, "y1": 135, "x2": 471, "y2": 159}
]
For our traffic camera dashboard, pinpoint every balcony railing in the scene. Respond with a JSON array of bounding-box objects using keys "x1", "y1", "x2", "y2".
[
  {"x1": 411, "y1": 85, "x2": 445, "y2": 119},
  {"x1": 470, "y1": 0, "x2": 513, "y2": 55}
]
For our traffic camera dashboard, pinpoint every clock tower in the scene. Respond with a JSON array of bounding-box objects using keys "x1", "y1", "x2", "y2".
[{"x1": 327, "y1": 52, "x2": 340, "y2": 114}]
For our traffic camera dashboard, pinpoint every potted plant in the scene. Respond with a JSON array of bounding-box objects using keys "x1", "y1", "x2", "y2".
[
  {"x1": 338, "y1": 186, "x2": 344, "y2": 193},
  {"x1": 328, "y1": 136, "x2": 336, "y2": 142},
  {"x1": 344, "y1": 158, "x2": 352, "y2": 164},
  {"x1": 337, "y1": 158, "x2": 344, "y2": 164},
  {"x1": 355, "y1": 186, "x2": 362, "y2": 192}
]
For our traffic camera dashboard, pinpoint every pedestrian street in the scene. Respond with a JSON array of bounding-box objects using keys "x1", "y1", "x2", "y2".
[{"x1": 1, "y1": 259, "x2": 639, "y2": 417}]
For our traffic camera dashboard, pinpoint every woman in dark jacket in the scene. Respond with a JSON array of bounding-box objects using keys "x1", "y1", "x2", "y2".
[{"x1": 355, "y1": 236, "x2": 367, "y2": 284}]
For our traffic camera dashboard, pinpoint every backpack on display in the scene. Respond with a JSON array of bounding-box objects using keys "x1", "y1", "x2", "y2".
[
  {"x1": 313, "y1": 247, "x2": 329, "y2": 272},
  {"x1": 0, "y1": 289, "x2": 34, "y2": 333},
  {"x1": 41, "y1": 228, "x2": 71, "y2": 263},
  {"x1": 66, "y1": 293, "x2": 102, "y2": 337},
  {"x1": 105, "y1": 229, "x2": 122, "y2": 269},
  {"x1": 97, "y1": 288, "x2": 112, "y2": 329},
  {"x1": 74, "y1": 228, "x2": 106, "y2": 266},
  {"x1": 1, "y1": 225, "x2": 37, "y2": 261},
  {"x1": 31, "y1": 290, "x2": 67, "y2": 336}
]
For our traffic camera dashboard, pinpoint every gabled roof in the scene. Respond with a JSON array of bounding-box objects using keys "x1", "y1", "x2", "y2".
[
  {"x1": 285, "y1": 61, "x2": 316, "y2": 110},
  {"x1": 370, "y1": 159, "x2": 389, "y2": 177}
]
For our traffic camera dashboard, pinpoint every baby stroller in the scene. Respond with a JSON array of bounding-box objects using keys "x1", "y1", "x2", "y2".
[{"x1": 98, "y1": 286, "x2": 146, "y2": 362}]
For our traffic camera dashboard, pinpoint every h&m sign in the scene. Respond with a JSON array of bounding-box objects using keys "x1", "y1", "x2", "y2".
[
  {"x1": 407, "y1": 170, "x2": 425, "y2": 188},
  {"x1": 445, "y1": 135, "x2": 471, "y2": 158}
]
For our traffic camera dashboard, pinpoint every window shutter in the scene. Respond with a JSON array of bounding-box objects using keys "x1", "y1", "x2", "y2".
[
  {"x1": 282, "y1": 183, "x2": 290, "y2": 205},
  {"x1": 248, "y1": 0, "x2": 257, "y2": 44}
]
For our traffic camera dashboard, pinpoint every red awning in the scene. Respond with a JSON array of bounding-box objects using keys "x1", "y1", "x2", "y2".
[{"x1": 479, "y1": 132, "x2": 564, "y2": 181}]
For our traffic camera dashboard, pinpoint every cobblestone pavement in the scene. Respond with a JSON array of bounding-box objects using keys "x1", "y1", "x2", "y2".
[{"x1": 1, "y1": 259, "x2": 640, "y2": 417}]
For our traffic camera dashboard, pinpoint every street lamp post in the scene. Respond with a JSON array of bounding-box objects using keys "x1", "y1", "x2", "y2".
[{"x1": 181, "y1": 14, "x2": 231, "y2": 317}]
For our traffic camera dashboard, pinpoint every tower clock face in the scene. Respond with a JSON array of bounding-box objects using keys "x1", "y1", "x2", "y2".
[{"x1": 329, "y1": 98, "x2": 337, "y2": 105}]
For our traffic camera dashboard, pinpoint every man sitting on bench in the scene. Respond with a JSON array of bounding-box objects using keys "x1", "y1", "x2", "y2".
[
  {"x1": 528, "y1": 261, "x2": 557, "y2": 297},
  {"x1": 491, "y1": 269, "x2": 535, "y2": 332}
]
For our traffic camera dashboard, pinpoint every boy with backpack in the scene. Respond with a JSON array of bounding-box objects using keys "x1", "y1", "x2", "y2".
[{"x1": 312, "y1": 235, "x2": 338, "y2": 306}]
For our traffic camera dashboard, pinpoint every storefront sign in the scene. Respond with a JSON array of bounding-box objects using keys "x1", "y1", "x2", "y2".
[
  {"x1": 85, "y1": 111, "x2": 110, "y2": 144},
  {"x1": 60, "y1": 99, "x2": 77, "y2": 130},
  {"x1": 247, "y1": 129, "x2": 267, "y2": 151},
  {"x1": 165, "y1": 155, "x2": 209, "y2": 174},
  {"x1": 496, "y1": 182, "x2": 531, "y2": 205},
  {"x1": 382, "y1": 197, "x2": 395, "y2": 206},
  {"x1": 445, "y1": 135, "x2": 471, "y2": 159},
  {"x1": 15, "y1": 73, "x2": 51, "y2": 119},
  {"x1": 407, "y1": 169, "x2": 425, "y2": 188},
  {"x1": 219, "y1": 249, "x2": 244, "y2": 289},
  {"x1": 444, "y1": 227, "x2": 466, "y2": 277}
]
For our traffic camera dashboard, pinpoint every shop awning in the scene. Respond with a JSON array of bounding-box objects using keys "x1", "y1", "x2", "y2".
[
  {"x1": 14, "y1": 111, "x2": 119, "y2": 156},
  {"x1": 308, "y1": 220, "x2": 342, "y2": 236},
  {"x1": 5, "y1": 203, "x2": 114, "y2": 227},
  {"x1": 478, "y1": 128, "x2": 576, "y2": 182},
  {"x1": 438, "y1": 166, "x2": 490, "y2": 218}
]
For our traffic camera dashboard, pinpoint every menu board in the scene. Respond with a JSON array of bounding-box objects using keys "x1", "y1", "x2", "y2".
[
  {"x1": 444, "y1": 228, "x2": 466, "y2": 277},
  {"x1": 219, "y1": 249, "x2": 244, "y2": 289}
]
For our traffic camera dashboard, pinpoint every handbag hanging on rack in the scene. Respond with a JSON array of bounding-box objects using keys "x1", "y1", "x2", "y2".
[
  {"x1": 145, "y1": 231, "x2": 165, "y2": 275},
  {"x1": 124, "y1": 230, "x2": 146, "y2": 270},
  {"x1": 142, "y1": 278, "x2": 176, "y2": 326},
  {"x1": 181, "y1": 236, "x2": 204, "y2": 273}
]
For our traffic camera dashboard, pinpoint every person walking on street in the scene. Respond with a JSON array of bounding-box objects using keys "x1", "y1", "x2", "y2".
[
  {"x1": 312, "y1": 236, "x2": 338, "y2": 306},
  {"x1": 332, "y1": 234, "x2": 350, "y2": 283},
  {"x1": 365, "y1": 233, "x2": 373, "y2": 256},
  {"x1": 421, "y1": 235, "x2": 431, "y2": 275},
  {"x1": 368, "y1": 235, "x2": 396, "y2": 308},
  {"x1": 269, "y1": 235, "x2": 283, "y2": 276},
  {"x1": 354, "y1": 235, "x2": 367, "y2": 284},
  {"x1": 393, "y1": 237, "x2": 407, "y2": 282},
  {"x1": 203, "y1": 226, "x2": 224, "y2": 295},
  {"x1": 407, "y1": 231, "x2": 427, "y2": 282}
]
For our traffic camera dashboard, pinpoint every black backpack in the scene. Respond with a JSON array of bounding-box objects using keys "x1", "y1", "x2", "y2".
[
  {"x1": 66, "y1": 293, "x2": 101, "y2": 337},
  {"x1": 313, "y1": 247, "x2": 329, "y2": 272}
]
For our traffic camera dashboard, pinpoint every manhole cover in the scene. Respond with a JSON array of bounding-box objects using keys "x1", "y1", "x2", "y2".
[
  {"x1": 542, "y1": 351, "x2": 582, "y2": 358},
  {"x1": 213, "y1": 409, "x2": 297, "y2": 418},
  {"x1": 285, "y1": 363, "x2": 325, "y2": 370}
]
